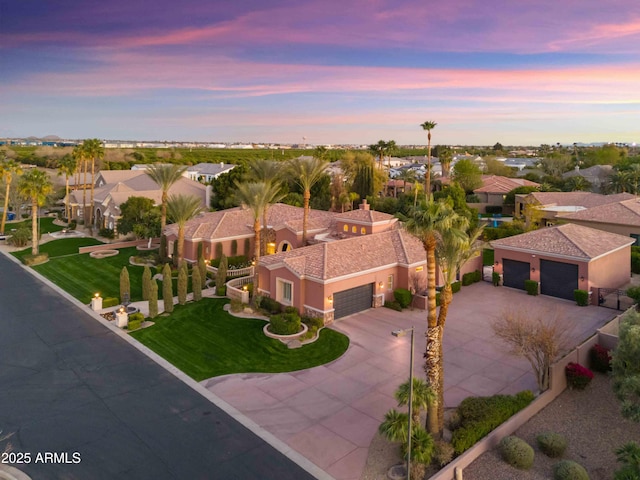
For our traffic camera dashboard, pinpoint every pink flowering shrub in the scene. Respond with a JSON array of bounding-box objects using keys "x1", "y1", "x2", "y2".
[{"x1": 565, "y1": 362, "x2": 594, "y2": 390}]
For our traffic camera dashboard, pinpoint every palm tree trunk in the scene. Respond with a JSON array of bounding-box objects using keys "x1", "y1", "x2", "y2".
[
  {"x1": 302, "y1": 190, "x2": 310, "y2": 245},
  {"x1": 65, "y1": 176, "x2": 70, "y2": 221},
  {"x1": 82, "y1": 159, "x2": 87, "y2": 224},
  {"x1": 261, "y1": 208, "x2": 267, "y2": 256},
  {"x1": 426, "y1": 132, "x2": 432, "y2": 198},
  {"x1": 161, "y1": 191, "x2": 167, "y2": 231},
  {"x1": 1, "y1": 180, "x2": 10, "y2": 234},
  {"x1": 435, "y1": 285, "x2": 453, "y2": 435},
  {"x1": 177, "y1": 226, "x2": 185, "y2": 267},
  {"x1": 31, "y1": 201, "x2": 38, "y2": 255},
  {"x1": 90, "y1": 157, "x2": 95, "y2": 225},
  {"x1": 253, "y1": 218, "x2": 261, "y2": 298},
  {"x1": 424, "y1": 235, "x2": 439, "y2": 434}
]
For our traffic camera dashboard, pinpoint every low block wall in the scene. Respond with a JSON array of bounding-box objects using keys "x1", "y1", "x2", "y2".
[{"x1": 79, "y1": 240, "x2": 152, "y2": 254}]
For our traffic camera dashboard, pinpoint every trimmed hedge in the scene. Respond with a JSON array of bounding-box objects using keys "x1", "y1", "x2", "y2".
[
  {"x1": 23, "y1": 253, "x2": 49, "y2": 266},
  {"x1": 525, "y1": 279, "x2": 538, "y2": 296},
  {"x1": 451, "y1": 281, "x2": 461, "y2": 294},
  {"x1": 462, "y1": 270, "x2": 482, "y2": 286},
  {"x1": 574, "y1": 289, "x2": 589, "y2": 306},
  {"x1": 260, "y1": 296, "x2": 282, "y2": 314},
  {"x1": 499, "y1": 436, "x2": 534, "y2": 470},
  {"x1": 384, "y1": 301, "x2": 403, "y2": 311},
  {"x1": 537, "y1": 432, "x2": 567, "y2": 458},
  {"x1": 269, "y1": 312, "x2": 301, "y2": 335},
  {"x1": 451, "y1": 391, "x2": 535, "y2": 454},
  {"x1": 493, "y1": 271, "x2": 501, "y2": 286},
  {"x1": 394, "y1": 288, "x2": 413, "y2": 308},
  {"x1": 553, "y1": 460, "x2": 589, "y2": 480},
  {"x1": 102, "y1": 297, "x2": 120, "y2": 308}
]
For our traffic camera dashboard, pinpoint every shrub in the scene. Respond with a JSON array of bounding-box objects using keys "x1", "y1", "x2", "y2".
[
  {"x1": 462, "y1": 272, "x2": 476, "y2": 286},
  {"x1": 632, "y1": 252, "x2": 640, "y2": 274},
  {"x1": 231, "y1": 239, "x2": 238, "y2": 256},
  {"x1": 493, "y1": 271, "x2": 501, "y2": 286},
  {"x1": 473, "y1": 269, "x2": 482, "y2": 283},
  {"x1": 191, "y1": 264, "x2": 202, "y2": 302},
  {"x1": 303, "y1": 316, "x2": 324, "y2": 330},
  {"x1": 260, "y1": 296, "x2": 282, "y2": 314},
  {"x1": 525, "y1": 279, "x2": 538, "y2": 296},
  {"x1": 216, "y1": 286, "x2": 226, "y2": 296},
  {"x1": 565, "y1": 362, "x2": 594, "y2": 390},
  {"x1": 127, "y1": 312, "x2": 144, "y2": 331},
  {"x1": 102, "y1": 297, "x2": 120, "y2": 308},
  {"x1": 435, "y1": 292, "x2": 441, "y2": 306},
  {"x1": 499, "y1": 436, "x2": 534, "y2": 470},
  {"x1": 384, "y1": 301, "x2": 403, "y2": 311},
  {"x1": 574, "y1": 289, "x2": 589, "y2": 306},
  {"x1": 451, "y1": 281, "x2": 461, "y2": 294},
  {"x1": 244, "y1": 238, "x2": 250, "y2": 255},
  {"x1": 98, "y1": 227, "x2": 116, "y2": 239},
  {"x1": 8, "y1": 227, "x2": 31, "y2": 247},
  {"x1": 177, "y1": 262, "x2": 188, "y2": 305},
  {"x1": 119, "y1": 267, "x2": 130, "y2": 304},
  {"x1": 162, "y1": 263, "x2": 174, "y2": 313},
  {"x1": 537, "y1": 432, "x2": 568, "y2": 458},
  {"x1": 553, "y1": 460, "x2": 589, "y2": 480},
  {"x1": 142, "y1": 266, "x2": 152, "y2": 301},
  {"x1": 433, "y1": 440, "x2": 454, "y2": 467},
  {"x1": 215, "y1": 242, "x2": 223, "y2": 259},
  {"x1": 269, "y1": 312, "x2": 301, "y2": 335},
  {"x1": 394, "y1": 288, "x2": 413, "y2": 308},
  {"x1": 68, "y1": 219, "x2": 77, "y2": 230},
  {"x1": 148, "y1": 280, "x2": 158, "y2": 319},
  {"x1": 589, "y1": 344, "x2": 611, "y2": 373},
  {"x1": 451, "y1": 391, "x2": 535, "y2": 454},
  {"x1": 614, "y1": 441, "x2": 640, "y2": 480},
  {"x1": 230, "y1": 298, "x2": 243, "y2": 312},
  {"x1": 23, "y1": 253, "x2": 49, "y2": 266}
]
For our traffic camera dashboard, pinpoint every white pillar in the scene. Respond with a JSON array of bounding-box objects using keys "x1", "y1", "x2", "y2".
[
  {"x1": 91, "y1": 295, "x2": 103, "y2": 311},
  {"x1": 116, "y1": 310, "x2": 129, "y2": 328}
]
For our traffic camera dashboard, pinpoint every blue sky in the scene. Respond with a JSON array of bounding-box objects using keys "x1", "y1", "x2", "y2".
[{"x1": 1, "y1": 0, "x2": 639, "y2": 145}]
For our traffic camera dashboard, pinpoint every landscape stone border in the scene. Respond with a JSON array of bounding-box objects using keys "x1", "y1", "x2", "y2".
[{"x1": 89, "y1": 249, "x2": 119, "y2": 259}]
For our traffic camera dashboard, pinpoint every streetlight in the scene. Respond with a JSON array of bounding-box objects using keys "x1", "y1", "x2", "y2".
[{"x1": 392, "y1": 326, "x2": 415, "y2": 480}]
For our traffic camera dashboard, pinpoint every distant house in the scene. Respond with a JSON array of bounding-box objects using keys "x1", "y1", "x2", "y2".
[
  {"x1": 473, "y1": 175, "x2": 539, "y2": 205},
  {"x1": 186, "y1": 163, "x2": 235, "y2": 183},
  {"x1": 562, "y1": 165, "x2": 613, "y2": 193}
]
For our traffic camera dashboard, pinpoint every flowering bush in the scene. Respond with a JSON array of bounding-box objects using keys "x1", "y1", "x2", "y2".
[
  {"x1": 565, "y1": 363, "x2": 594, "y2": 390},
  {"x1": 589, "y1": 344, "x2": 611, "y2": 373}
]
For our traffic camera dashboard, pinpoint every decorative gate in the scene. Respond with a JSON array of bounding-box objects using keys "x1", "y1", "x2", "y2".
[{"x1": 598, "y1": 288, "x2": 634, "y2": 311}]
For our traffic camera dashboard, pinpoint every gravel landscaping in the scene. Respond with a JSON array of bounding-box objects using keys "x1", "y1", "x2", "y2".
[{"x1": 360, "y1": 373, "x2": 639, "y2": 479}]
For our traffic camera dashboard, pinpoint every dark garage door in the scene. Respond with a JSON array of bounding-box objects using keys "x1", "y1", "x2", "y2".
[
  {"x1": 333, "y1": 283, "x2": 374, "y2": 319},
  {"x1": 503, "y1": 259, "x2": 530, "y2": 290},
  {"x1": 540, "y1": 259, "x2": 578, "y2": 300}
]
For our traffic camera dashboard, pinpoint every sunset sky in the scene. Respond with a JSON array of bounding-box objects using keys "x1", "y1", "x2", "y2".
[{"x1": 1, "y1": 0, "x2": 639, "y2": 146}]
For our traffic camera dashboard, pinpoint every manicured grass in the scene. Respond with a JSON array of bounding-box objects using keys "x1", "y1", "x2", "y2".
[
  {"x1": 12, "y1": 237, "x2": 103, "y2": 261},
  {"x1": 131, "y1": 298, "x2": 349, "y2": 380},
  {"x1": 5, "y1": 217, "x2": 65, "y2": 234},
  {"x1": 483, "y1": 248, "x2": 494, "y2": 266}
]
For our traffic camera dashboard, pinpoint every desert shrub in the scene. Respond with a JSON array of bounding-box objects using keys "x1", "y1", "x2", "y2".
[
  {"x1": 525, "y1": 279, "x2": 539, "y2": 296},
  {"x1": 433, "y1": 440, "x2": 454, "y2": 467},
  {"x1": 451, "y1": 281, "x2": 461, "y2": 294},
  {"x1": 260, "y1": 296, "x2": 282, "y2": 314},
  {"x1": 499, "y1": 436, "x2": 534, "y2": 470},
  {"x1": 589, "y1": 344, "x2": 611, "y2": 373},
  {"x1": 8, "y1": 227, "x2": 31, "y2": 247},
  {"x1": 611, "y1": 310, "x2": 640, "y2": 421},
  {"x1": 98, "y1": 227, "x2": 116, "y2": 239},
  {"x1": 283, "y1": 306, "x2": 299, "y2": 315},
  {"x1": 230, "y1": 298, "x2": 243, "y2": 312},
  {"x1": 384, "y1": 301, "x2": 403, "y2": 311},
  {"x1": 537, "y1": 432, "x2": 568, "y2": 458},
  {"x1": 553, "y1": 460, "x2": 589, "y2": 480},
  {"x1": 462, "y1": 272, "x2": 475, "y2": 286},
  {"x1": 565, "y1": 363, "x2": 594, "y2": 390},
  {"x1": 614, "y1": 441, "x2": 640, "y2": 480},
  {"x1": 451, "y1": 391, "x2": 534, "y2": 454},
  {"x1": 102, "y1": 297, "x2": 120, "y2": 308},
  {"x1": 23, "y1": 253, "x2": 49, "y2": 265},
  {"x1": 394, "y1": 288, "x2": 413, "y2": 308},
  {"x1": 626, "y1": 285, "x2": 640, "y2": 305},
  {"x1": 269, "y1": 312, "x2": 301, "y2": 335},
  {"x1": 493, "y1": 271, "x2": 501, "y2": 286},
  {"x1": 574, "y1": 289, "x2": 589, "y2": 306}
]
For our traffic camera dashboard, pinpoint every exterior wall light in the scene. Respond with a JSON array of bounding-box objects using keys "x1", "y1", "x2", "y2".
[{"x1": 327, "y1": 295, "x2": 333, "y2": 304}]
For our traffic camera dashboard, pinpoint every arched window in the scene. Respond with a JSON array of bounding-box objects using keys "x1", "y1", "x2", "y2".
[
  {"x1": 352, "y1": 226, "x2": 357, "y2": 233},
  {"x1": 343, "y1": 224, "x2": 348, "y2": 232},
  {"x1": 361, "y1": 227, "x2": 366, "y2": 235}
]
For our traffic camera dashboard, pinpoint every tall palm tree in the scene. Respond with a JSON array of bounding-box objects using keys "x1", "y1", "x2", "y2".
[
  {"x1": 82, "y1": 138, "x2": 104, "y2": 225},
  {"x1": 404, "y1": 197, "x2": 458, "y2": 435},
  {"x1": 235, "y1": 181, "x2": 285, "y2": 295},
  {"x1": 57, "y1": 154, "x2": 77, "y2": 221},
  {"x1": 246, "y1": 159, "x2": 283, "y2": 255},
  {"x1": 71, "y1": 145, "x2": 88, "y2": 223},
  {"x1": 438, "y1": 145, "x2": 452, "y2": 178},
  {"x1": 0, "y1": 159, "x2": 23, "y2": 234},
  {"x1": 433, "y1": 223, "x2": 483, "y2": 432},
  {"x1": 420, "y1": 121, "x2": 437, "y2": 196},
  {"x1": 146, "y1": 164, "x2": 188, "y2": 231},
  {"x1": 18, "y1": 169, "x2": 53, "y2": 255},
  {"x1": 286, "y1": 156, "x2": 328, "y2": 245},
  {"x1": 368, "y1": 140, "x2": 387, "y2": 170},
  {"x1": 166, "y1": 194, "x2": 203, "y2": 267}
]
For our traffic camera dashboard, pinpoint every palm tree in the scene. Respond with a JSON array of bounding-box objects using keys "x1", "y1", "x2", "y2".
[
  {"x1": 18, "y1": 169, "x2": 53, "y2": 255},
  {"x1": 57, "y1": 154, "x2": 77, "y2": 221},
  {"x1": 395, "y1": 377, "x2": 435, "y2": 426},
  {"x1": 396, "y1": 169, "x2": 417, "y2": 198},
  {"x1": 433, "y1": 223, "x2": 484, "y2": 431},
  {"x1": 71, "y1": 145, "x2": 88, "y2": 223},
  {"x1": 235, "y1": 181, "x2": 285, "y2": 294},
  {"x1": 286, "y1": 156, "x2": 328, "y2": 245},
  {"x1": 246, "y1": 159, "x2": 283, "y2": 255},
  {"x1": 0, "y1": 159, "x2": 23, "y2": 234},
  {"x1": 404, "y1": 197, "x2": 458, "y2": 435},
  {"x1": 82, "y1": 138, "x2": 104, "y2": 225},
  {"x1": 146, "y1": 164, "x2": 188, "y2": 231},
  {"x1": 368, "y1": 140, "x2": 387, "y2": 170},
  {"x1": 438, "y1": 145, "x2": 452, "y2": 178},
  {"x1": 420, "y1": 121, "x2": 437, "y2": 196},
  {"x1": 166, "y1": 194, "x2": 203, "y2": 267}
]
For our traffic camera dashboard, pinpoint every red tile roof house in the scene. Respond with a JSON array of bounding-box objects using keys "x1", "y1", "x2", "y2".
[
  {"x1": 492, "y1": 223, "x2": 633, "y2": 304},
  {"x1": 472, "y1": 175, "x2": 540, "y2": 206}
]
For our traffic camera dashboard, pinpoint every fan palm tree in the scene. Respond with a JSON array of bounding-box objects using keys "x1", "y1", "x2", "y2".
[
  {"x1": 404, "y1": 197, "x2": 458, "y2": 435},
  {"x1": 368, "y1": 140, "x2": 386, "y2": 170},
  {"x1": 246, "y1": 159, "x2": 283, "y2": 255},
  {"x1": 235, "y1": 181, "x2": 285, "y2": 294},
  {"x1": 146, "y1": 164, "x2": 188, "y2": 231},
  {"x1": 57, "y1": 154, "x2": 77, "y2": 221},
  {"x1": 438, "y1": 145, "x2": 453, "y2": 178},
  {"x1": 0, "y1": 159, "x2": 23, "y2": 234},
  {"x1": 420, "y1": 121, "x2": 437, "y2": 196},
  {"x1": 71, "y1": 145, "x2": 87, "y2": 223},
  {"x1": 166, "y1": 194, "x2": 203, "y2": 267},
  {"x1": 286, "y1": 156, "x2": 328, "y2": 245},
  {"x1": 395, "y1": 377, "x2": 435, "y2": 426},
  {"x1": 82, "y1": 138, "x2": 104, "y2": 225},
  {"x1": 18, "y1": 169, "x2": 53, "y2": 255}
]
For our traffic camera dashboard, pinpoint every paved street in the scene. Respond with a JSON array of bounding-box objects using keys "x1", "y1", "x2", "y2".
[{"x1": 0, "y1": 253, "x2": 319, "y2": 480}]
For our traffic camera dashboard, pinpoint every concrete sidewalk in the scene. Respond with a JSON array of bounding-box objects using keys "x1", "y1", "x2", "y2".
[{"x1": 202, "y1": 283, "x2": 616, "y2": 480}]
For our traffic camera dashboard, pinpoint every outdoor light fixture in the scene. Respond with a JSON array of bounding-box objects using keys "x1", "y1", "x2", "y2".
[
  {"x1": 531, "y1": 267, "x2": 536, "y2": 273},
  {"x1": 242, "y1": 285, "x2": 248, "y2": 291},
  {"x1": 95, "y1": 293, "x2": 100, "y2": 298},
  {"x1": 580, "y1": 276, "x2": 585, "y2": 282},
  {"x1": 391, "y1": 327, "x2": 415, "y2": 480},
  {"x1": 327, "y1": 295, "x2": 333, "y2": 303},
  {"x1": 119, "y1": 307, "x2": 125, "y2": 314},
  {"x1": 494, "y1": 261, "x2": 499, "y2": 266},
  {"x1": 379, "y1": 281, "x2": 384, "y2": 289}
]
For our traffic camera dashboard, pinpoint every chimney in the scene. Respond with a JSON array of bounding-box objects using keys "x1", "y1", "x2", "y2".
[{"x1": 359, "y1": 199, "x2": 370, "y2": 211}]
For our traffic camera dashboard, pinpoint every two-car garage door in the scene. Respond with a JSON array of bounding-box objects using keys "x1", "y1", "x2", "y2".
[{"x1": 333, "y1": 283, "x2": 373, "y2": 319}]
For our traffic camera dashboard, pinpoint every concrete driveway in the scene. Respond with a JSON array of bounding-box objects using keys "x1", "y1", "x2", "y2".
[{"x1": 202, "y1": 282, "x2": 617, "y2": 480}]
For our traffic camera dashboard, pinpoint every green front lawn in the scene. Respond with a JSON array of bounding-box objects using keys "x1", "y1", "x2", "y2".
[
  {"x1": 131, "y1": 298, "x2": 350, "y2": 380},
  {"x1": 5, "y1": 217, "x2": 65, "y2": 234},
  {"x1": 12, "y1": 237, "x2": 103, "y2": 262}
]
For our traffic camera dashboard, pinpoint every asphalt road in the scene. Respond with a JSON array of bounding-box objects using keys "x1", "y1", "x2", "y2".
[{"x1": 0, "y1": 253, "x2": 317, "y2": 480}]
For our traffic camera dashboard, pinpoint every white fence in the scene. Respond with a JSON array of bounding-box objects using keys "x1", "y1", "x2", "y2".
[{"x1": 226, "y1": 275, "x2": 253, "y2": 304}]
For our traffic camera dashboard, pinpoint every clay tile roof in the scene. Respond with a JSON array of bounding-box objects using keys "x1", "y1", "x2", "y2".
[
  {"x1": 335, "y1": 209, "x2": 396, "y2": 223},
  {"x1": 561, "y1": 198, "x2": 640, "y2": 226},
  {"x1": 528, "y1": 191, "x2": 634, "y2": 208},
  {"x1": 473, "y1": 175, "x2": 539, "y2": 194},
  {"x1": 491, "y1": 223, "x2": 633, "y2": 260},
  {"x1": 260, "y1": 229, "x2": 425, "y2": 280}
]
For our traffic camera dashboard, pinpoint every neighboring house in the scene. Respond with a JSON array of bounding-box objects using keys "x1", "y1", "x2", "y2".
[
  {"x1": 473, "y1": 175, "x2": 540, "y2": 205},
  {"x1": 559, "y1": 197, "x2": 640, "y2": 245},
  {"x1": 69, "y1": 170, "x2": 210, "y2": 230},
  {"x1": 562, "y1": 164, "x2": 613, "y2": 193},
  {"x1": 186, "y1": 163, "x2": 235, "y2": 183},
  {"x1": 514, "y1": 191, "x2": 635, "y2": 224},
  {"x1": 492, "y1": 223, "x2": 633, "y2": 303}
]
